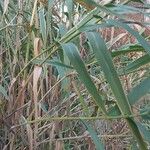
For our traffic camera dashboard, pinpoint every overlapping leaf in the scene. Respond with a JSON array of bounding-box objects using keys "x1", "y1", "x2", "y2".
[
  {"x1": 61, "y1": 43, "x2": 107, "y2": 114},
  {"x1": 86, "y1": 32, "x2": 131, "y2": 115}
]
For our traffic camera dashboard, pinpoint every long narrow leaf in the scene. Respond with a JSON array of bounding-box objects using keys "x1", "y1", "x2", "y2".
[
  {"x1": 61, "y1": 43, "x2": 107, "y2": 114},
  {"x1": 125, "y1": 54, "x2": 150, "y2": 73},
  {"x1": 39, "y1": 5, "x2": 47, "y2": 43},
  {"x1": 107, "y1": 19, "x2": 150, "y2": 57},
  {"x1": 86, "y1": 32, "x2": 147, "y2": 149},
  {"x1": 81, "y1": 120, "x2": 104, "y2": 150},
  {"x1": 0, "y1": 84, "x2": 8, "y2": 100},
  {"x1": 33, "y1": 58, "x2": 73, "y2": 69},
  {"x1": 111, "y1": 44, "x2": 144, "y2": 57},
  {"x1": 136, "y1": 122, "x2": 150, "y2": 143},
  {"x1": 127, "y1": 77, "x2": 150, "y2": 105},
  {"x1": 86, "y1": 32, "x2": 131, "y2": 115}
]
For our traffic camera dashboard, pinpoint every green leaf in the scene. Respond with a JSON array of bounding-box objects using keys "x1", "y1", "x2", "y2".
[
  {"x1": 75, "y1": 0, "x2": 125, "y2": 18},
  {"x1": 127, "y1": 77, "x2": 150, "y2": 105},
  {"x1": 58, "y1": 24, "x2": 68, "y2": 37},
  {"x1": 33, "y1": 58, "x2": 73, "y2": 69},
  {"x1": 81, "y1": 120, "x2": 104, "y2": 150},
  {"x1": 66, "y1": 0, "x2": 73, "y2": 22},
  {"x1": 111, "y1": 3, "x2": 144, "y2": 14},
  {"x1": 136, "y1": 122, "x2": 150, "y2": 143},
  {"x1": 86, "y1": 32, "x2": 148, "y2": 149},
  {"x1": 140, "y1": 105, "x2": 150, "y2": 120},
  {"x1": 79, "y1": 22, "x2": 111, "y2": 33},
  {"x1": 39, "y1": 5, "x2": 47, "y2": 43},
  {"x1": 126, "y1": 118, "x2": 147, "y2": 149},
  {"x1": 86, "y1": 32, "x2": 131, "y2": 115},
  {"x1": 125, "y1": 54, "x2": 150, "y2": 73},
  {"x1": 111, "y1": 44, "x2": 144, "y2": 57},
  {"x1": 61, "y1": 43, "x2": 107, "y2": 114},
  {"x1": 108, "y1": 105, "x2": 121, "y2": 116},
  {"x1": 0, "y1": 84, "x2": 8, "y2": 100},
  {"x1": 107, "y1": 19, "x2": 150, "y2": 57}
]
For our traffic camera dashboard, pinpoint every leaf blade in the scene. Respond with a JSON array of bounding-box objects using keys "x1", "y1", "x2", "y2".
[
  {"x1": 127, "y1": 77, "x2": 150, "y2": 105},
  {"x1": 86, "y1": 32, "x2": 131, "y2": 115},
  {"x1": 81, "y1": 120, "x2": 104, "y2": 150},
  {"x1": 62, "y1": 43, "x2": 107, "y2": 114}
]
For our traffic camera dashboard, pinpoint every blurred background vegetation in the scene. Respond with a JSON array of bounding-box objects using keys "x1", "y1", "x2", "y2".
[{"x1": 0, "y1": 0, "x2": 150, "y2": 149}]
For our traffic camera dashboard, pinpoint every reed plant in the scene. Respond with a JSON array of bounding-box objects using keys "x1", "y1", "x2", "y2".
[{"x1": 0, "y1": 0, "x2": 150, "y2": 149}]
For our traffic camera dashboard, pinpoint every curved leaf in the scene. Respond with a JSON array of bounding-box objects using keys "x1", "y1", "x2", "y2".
[
  {"x1": 86, "y1": 32, "x2": 147, "y2": 149},
  {"x1": 107, "y1": 19, "x2": 150, "y2": 57},
  {"x1": 86, "y1": 32, "x2": 131, "y2": 115},
  {"x1": 61, "y1": 43, "x2": 107, "y2": 114}
]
